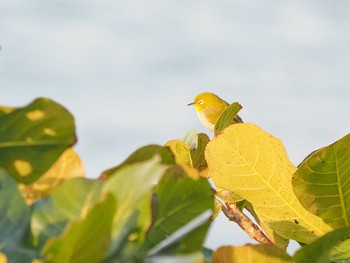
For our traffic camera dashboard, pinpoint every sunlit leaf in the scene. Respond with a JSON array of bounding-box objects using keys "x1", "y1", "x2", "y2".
[
  {"x1": 294, "y1": 227, "x2": 350, "y2": 263},
  {"x1": 217, "y1": 189, "x2": 244, "y2": 203},
  {"x1": 206, "y1": 123, "x2": 332, "y2": 244},
  {"x1": 244, "y1": 203, "x2": 289, "y2": 249},
  {"x1": 165, "y1": 140, "x2": 201, "y2": 179},
  {"x1": 214, "y1": 102, "x2": 243, "y2": 135},
  {"x1": 329, "y1": 238, "x2": 350, "y2": 262},
  {"x1": 0, "y1": 98, "x2": 76, "y2": 184},
  {"x1": 41, "y1": 194, "x2": 116, "y2": 263},
  {"x1": 18, "y1": 148, "x2": 85, "y2": 204},
  {"x1": 0, "y1": 253, "x2": 6, "y2": 263},
  {"x1": 100, "y1": 145, "x2": 174, "y2": 180},
  {"x1": 165, "y1": 140, "x2": 192, "y2": 167},
  {"x1": 138, "y1": 166, "x2": 214, "y2": 259},
  {"x1": 212, "y1": 245, "x2": 293, "y2": 263},
  {"x1": 31, "y1": 178, "x2": 103, "y2": 249},
  {"x1": 0, "y1": 105, "x2": 15, "y2": 116},
  {"x1": 293, "y1": 133, "x2": 350, "y2": 228},
  {"x1": 145, "y1": 252, "x2": 206, "y2": 263},
  {"x1": 0, "y1": 169, "x2": 35, "y2": 262},
  {"x1": 166, "y1": 132, "x2": 210, "y2": 178}
]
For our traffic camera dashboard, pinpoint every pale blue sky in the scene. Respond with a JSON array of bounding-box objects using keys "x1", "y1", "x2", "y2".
[{"x1": 1, "y1": 0, "x2": 349, "y2": 253}]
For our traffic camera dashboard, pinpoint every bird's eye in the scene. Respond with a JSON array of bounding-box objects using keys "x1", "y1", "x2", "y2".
[{"x1": 198, "y1": 99, "x2": 204, "y2": 105}]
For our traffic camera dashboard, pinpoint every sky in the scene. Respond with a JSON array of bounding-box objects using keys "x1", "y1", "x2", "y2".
[{"x1": 1, "y1": 0, "x2": 350, "y2": 253}]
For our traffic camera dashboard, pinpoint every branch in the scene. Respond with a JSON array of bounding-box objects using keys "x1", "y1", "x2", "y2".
[{"x1": 219, "y1": 199, "x2": 272, "y2": 245}]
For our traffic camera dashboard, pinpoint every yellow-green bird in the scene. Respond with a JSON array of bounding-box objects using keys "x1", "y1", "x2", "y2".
[{"x1": 188, "y1": 92, "x2": 242, "y2": 131}]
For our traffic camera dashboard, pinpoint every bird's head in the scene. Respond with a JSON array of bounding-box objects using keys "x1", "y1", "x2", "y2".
[{"x1": 187, "y1": 92, "x2": 223, "y2": 112}]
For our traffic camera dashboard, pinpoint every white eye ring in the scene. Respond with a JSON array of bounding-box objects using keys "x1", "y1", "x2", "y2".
[{"x1": 198, "y1": 99, "x2": 204, "y2": 105}]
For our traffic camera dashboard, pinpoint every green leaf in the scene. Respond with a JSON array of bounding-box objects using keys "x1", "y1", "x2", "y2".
[
  {"x1": 294, "y1": 227, "x2": 350, "y2": 263},
  {"x1": 206, "y1": 123, "x2": 332, "y2": 244},
  {"x1": 102, "y1": 157, "x2": 168, "y2": 262},
  {"x1": 31, "y1": 178, "x2": 103, "y2": 249},
  {"x1": 100, "y1": 145, "x2": 174, "y2": 180},
  {"x1": 190, "y1": 133, "x2": 210, "y2": 172},
  {"x1": 293, "y1": 133, "x2": 350, "y2": 228},
  {"x1": 138, "y1": 166, "x2": 214, "y2": 259},
  {"x1": 212, "y1": 245, "x2": 293, "y2": 263},
  {"x1": 214, "y1": 102, "x2": 243, "y2": 135},
  {"x1": 0, "y1": 98, "x2": 76, "y2": 184},
  {"x1": 329, "y1": 238, "x2": 350, "y2": 262},
  {"x1": 41, "y1": 194, "x2": 116, "y2": 263},
  {"x1": 0, "y1": 169, "x2": 35, "y2": 263}
]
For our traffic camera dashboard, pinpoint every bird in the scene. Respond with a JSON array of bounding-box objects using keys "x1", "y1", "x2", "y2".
[{"x1": 188, "y1": 92, "x2": 242, "y2": 131}]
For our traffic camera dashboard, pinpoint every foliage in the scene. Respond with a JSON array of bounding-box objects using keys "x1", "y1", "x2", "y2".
[{"x1": 0, "y1": 97, "x2": 350, "y2": 262}]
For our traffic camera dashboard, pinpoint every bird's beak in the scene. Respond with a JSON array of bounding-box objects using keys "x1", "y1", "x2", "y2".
[{"x1": 187, "y1": 102, "x2": 195, "y2": 106}]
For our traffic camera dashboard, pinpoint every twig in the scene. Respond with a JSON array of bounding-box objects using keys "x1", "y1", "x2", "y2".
[{"x1": 219, "y1": 199, "x2": 272, "y2": 245}]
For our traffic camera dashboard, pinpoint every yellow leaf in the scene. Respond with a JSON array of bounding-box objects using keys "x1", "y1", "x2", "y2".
[
  {"x1": 18, "y1": 148, "x2": 85, "y2": 204},
  {"x1": 164, "y1": 140, "x2": 200, "y2": 179},
  {"x1": 0, "y1": 253, "x2": 7, "y2": 263},
  {"x1": 206, "y1": 123, "x2": 332, "y2": 244},
  {"x1": 211, "y1": 245, "x2": 293, "y2": 263},
  {"x1": 165, "y1": 140, "x2": 192, "y2": 167}
]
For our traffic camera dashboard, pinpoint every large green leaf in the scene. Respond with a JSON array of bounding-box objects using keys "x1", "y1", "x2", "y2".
[
  {"x1": 205, "y1": 123, "x2": 332, "y2": 244},
  {"x1": 102, "y1": 156, "x2": 168, "y2": 262},
  {"x1": 294, "y1": 227, "x2": 350, "y2": 263},
  {"x1": 137, "y1": 166, "x2": 214, "y2": 260},
  {"x1": 212, "y1": 245, "x2": 293, "y2": 263},
  {"x1": 0, "y1": 169, "x2": 35, "y2": 262},
  {"x1": 31, "y1": 178, "x2": 103, "y2": 249},
  {"x1": 100, "y1": 145, "x2": 174, "y2": 180},
  {"x1": 0, "y1": 98, "x2": 76, "y2": 184},
  {"x1": 41, "y1": 194, "x2": 116, "y2": 263},
  {"x1": 293, "y1": 133, "x2": 350, "y2": 228}
]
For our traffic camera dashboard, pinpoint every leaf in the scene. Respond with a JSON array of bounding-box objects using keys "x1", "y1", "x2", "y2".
[
  {"x1": 31, "y1": 178, "x2": 103, "y2": 249},
  {"x1": 0, "y1": 169, "x2": 35, "y2": 263},
  {"x1": 329, "y1": 238, "x2": 350, "y2": 262},
  {"x1": 138, "y1": 166, "x2": 214, "y2": 259},
  {"x1": 166, "y1": 133, "x2": 210, "y2": 178},
  {"x1": 211, "y1": 245, "x2": 293, "y2": 263},
  {"x1": 293, "y1": 133, "x2": 350, "y2": 228},
  {"x1": 214, "y1": 102, "x2": 243, "y2": 135},
  {"x1": 206, "y1": 123, "x2": 332, "y2": 244},
  {"x1": 145, "y1": 252, "x2": 206, "y2": 263},
  {"x1": 244, "y1": 203, "x2": 289, "y2": 249},
  {"x1": 102, "y1": 157, "x2": 168, "y2": 261},
  {"x1": 41, "y1": 194, "x2": 116, "y2": 263},
  {"x1": 190, "y1": 133, "x2": 210, "y2": 173},
  {"x1": 0, "y1": 105, "x2": 15, "y2": 116},
  {"x1": 165, "y1": 140, "x2": 192, "y2": 167},
  {"x1": 0, "y1": 98, "x2": 76, "y2": 184},
  {"x1": 217, "y1": 189, "x2": 244, "y2": 203},
  {"x1": 181, "y1": 129, "x2": 199, "y2": 149},
  {"x1": 0, "y1": 253, "x2": 6, "y2": 263},
  {"x1": 18, "y1": 148, "x2": 85, "y2": 204},
  {"x1": 294, "y1": 227, "x2": 350, "y2": 263},
  {"x1": 100, "y1": 145, "x2": 174, "y2": 180}
]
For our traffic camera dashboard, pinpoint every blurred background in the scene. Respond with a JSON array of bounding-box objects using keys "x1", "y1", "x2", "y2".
[{"x1": 1, "y1": 0, "x2": 349, "y2": 254}]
